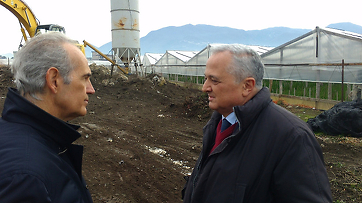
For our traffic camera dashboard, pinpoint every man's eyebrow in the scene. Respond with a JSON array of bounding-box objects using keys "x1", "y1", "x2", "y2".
[
  {"x1": 209, "y1": 75, "x2": 219, "y2": 80},
  {"x1": 205, "y1": 74, "x2": 216, "y2": 78},
  {"x1": 83, "y1": 73, "x2": 92, "y2": 78}
]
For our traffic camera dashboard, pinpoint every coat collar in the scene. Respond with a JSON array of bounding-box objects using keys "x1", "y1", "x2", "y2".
[
  {"x1": 202, "y1": 87, "x2": 272, "y2": 156},
  {"x1": 2, "y1": 88, "x2": 81, "y2": 148},
  {"x1": 204, "y1": 87, "x2": 272, "y2": 136},
  {"x1": 233, "y1": 87, "x2": 272, "y2": 131}
]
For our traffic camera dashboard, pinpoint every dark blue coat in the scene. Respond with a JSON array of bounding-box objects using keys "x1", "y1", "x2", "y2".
[
  {"x1": 0, "y1": 88, "x2": 93, "y2": 202},
  {"x1": 183, "y1": 88, "x2": 332, "y2": 203}
]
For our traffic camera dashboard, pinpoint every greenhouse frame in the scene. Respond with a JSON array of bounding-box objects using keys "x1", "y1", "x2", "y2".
[
  {"x1": 140, "y1": 27, "x2": 362, "y2": 103},
  {"x1": 142, "y1": 44, "x2": 272, "y2": 78},
  {"x1": 261, "y1": 27, "x2": 362, "y2": 84}
]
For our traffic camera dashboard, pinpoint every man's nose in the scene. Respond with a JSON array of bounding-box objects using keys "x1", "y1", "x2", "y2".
[
  {"x1": 202, "y1": 80, "x2": 210, "y2": 92},
  {"x1": 87, "y1": 81, "x2": 95, "y2": 94}
]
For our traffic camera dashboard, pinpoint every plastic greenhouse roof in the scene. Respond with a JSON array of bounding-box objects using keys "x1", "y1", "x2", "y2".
[
  {"x1": 261, "y1": 27, "x2": 362, "y2": 84},
  {"x1": 144, "y1": 53, "x2": 163, "y2": 65},
  {"x1": 167, "y1": 51, "x2": 198, "y2": 63},
  {"x1": 261, "y1": 26, "x2": 362, "y2": 61},
  {"x1": 207, "y1": 44, "x2": 273, "y2": 55}
]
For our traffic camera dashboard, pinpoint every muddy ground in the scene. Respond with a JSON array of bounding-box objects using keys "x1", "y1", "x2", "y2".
[{"x1": 0, "y1": 64, "x2": 361, "y2": 202}]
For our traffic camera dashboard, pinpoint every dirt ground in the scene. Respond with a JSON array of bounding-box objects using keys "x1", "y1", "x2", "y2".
[{"x1": 0, "y1": 64, "x2": 361, "y2": 202}]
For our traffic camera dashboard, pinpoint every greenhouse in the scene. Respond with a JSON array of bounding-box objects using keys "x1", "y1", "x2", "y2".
[
  {"x1": 142, "y1": 44, "x2": 272, "y2": 83},
  {"x1": 140, "y1": 27, "x2": 362, "y2": 104},
  {"x1": 142, "y1": 53, "x2": 163, "y2": 73},
  {"x1": 261, "y1": 26, "x2": 362, "y2": 84},
  {"x1": 142, "y1": 27, "x2": 361, "y2": 83},
  {"x1": 261, "y1": 27, "x2": 362, "y2": 103},
  {"x1": 154, "y1": 51, "x2": 197, "y2": 73}
]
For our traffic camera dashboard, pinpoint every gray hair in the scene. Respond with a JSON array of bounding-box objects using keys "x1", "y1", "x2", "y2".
[
  {"x1": 210, "y1": 44, "x2": 264, "y2": 89},
  {"x1": 11, "y1": 32, "x2": 77, "y2": 99}
]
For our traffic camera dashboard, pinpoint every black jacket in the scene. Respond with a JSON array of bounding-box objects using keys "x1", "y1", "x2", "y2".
[
  {"x1": 0, "y1": 88, "x2": 93, "y2": 202},
  {"x1": 183, "y1": 88, "x2": 332, "y2": 203}
]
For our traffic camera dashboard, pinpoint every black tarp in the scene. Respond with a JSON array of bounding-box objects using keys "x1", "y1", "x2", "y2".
[{"x1": 307, "y1": 97, "x2": 362, "y2": 137}]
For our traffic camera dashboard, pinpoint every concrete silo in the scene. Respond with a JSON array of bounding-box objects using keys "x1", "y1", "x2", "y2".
[{"x1": 110, "y1": 0, "x2": 141, "y2": 71}]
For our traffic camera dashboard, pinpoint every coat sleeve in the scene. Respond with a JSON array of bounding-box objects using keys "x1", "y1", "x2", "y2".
[
  {"x1": 272, "y1": 127, "x2": 333, "y2": 203},
  {"x1": 0, "y1": 174, "x2": 52, "y2": 203}
]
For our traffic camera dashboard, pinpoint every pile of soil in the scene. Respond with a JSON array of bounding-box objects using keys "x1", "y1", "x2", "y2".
[{"x1": 0, "y1": 64, "x2": 361, "y2": 202}]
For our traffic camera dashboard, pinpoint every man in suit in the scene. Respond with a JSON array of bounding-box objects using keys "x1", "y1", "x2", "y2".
[{"x1": 182, "y1": 44, "x2": 332, "y2": 203}]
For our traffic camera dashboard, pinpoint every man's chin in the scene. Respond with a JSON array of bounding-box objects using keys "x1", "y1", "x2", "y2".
[
  {"x1": 208, "y1": 103, "x2": 217, "y2": 111},
  {"x1": 78, "y1": 109, "x2": 88, "y2": 117}
]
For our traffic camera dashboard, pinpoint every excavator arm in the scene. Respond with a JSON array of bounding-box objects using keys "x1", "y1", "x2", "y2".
[
  {"x1": 1, "y1": 0, "x2": 65, "y2": 43},
  {"x1": 83, "y1": 40, "x2": 128, "y2": 74},
  {"x1": 0, "y1": 0, "x2": 38, "y2": 41},
  {"x1": 2, "y1": 0, "x2": 123, "y2": 77}
]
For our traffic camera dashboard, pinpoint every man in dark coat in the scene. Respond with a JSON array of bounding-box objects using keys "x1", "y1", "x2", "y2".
[
  {"x1": 182, "y1": 44, "x2": 332, "y2": 203},
  {"x1": 0, "y1": 32, "x2": 95, "y2": 202}
]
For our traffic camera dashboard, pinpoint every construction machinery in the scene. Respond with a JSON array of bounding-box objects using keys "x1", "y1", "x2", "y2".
[
  {"x1": 83, "y1": 40, "x2": 128, "y2": 74},
  {"x1": 0, "y1": 0, "x2": 65, "y2": 46},
  {"x1": 1, "y1": 0, "x2": 129, "y2": 75}
]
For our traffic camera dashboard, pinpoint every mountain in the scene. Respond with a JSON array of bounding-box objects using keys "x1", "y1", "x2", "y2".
[
  {"x1": 327, "y1": 22, "x2": 362, "y2": 34},
  {"x1": 2, "y1": 23, "x2": 361, "y2": 58},
  {"x1": 89, "y1": 22, "x2": 362, "y2": 57},
  {"x1": 139, "y1": 24, "x2": 311, "y2": 54},
  {"x1": 0, "y1": 53, "x2": 13, "y2": 58},
  {"x1": 93, "y1": 25, "x2": 311, "y2": 56},
  {"x1": 83, "y1": 42, "x2": 111, "y2": 58}
]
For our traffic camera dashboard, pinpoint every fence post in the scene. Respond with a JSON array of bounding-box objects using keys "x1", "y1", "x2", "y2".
[
  {"x1": 347, "y1": 84, "x2": 351, "y2": 101},
  {"x1": 316, "y1": 82, "x2": 320, "y2": 99},
  {"x1": 269, "y1": 80, "x2": 273, "y2": 92},
  {"x1": 304, "y1": 88, "x2": 306, "y2": 97},
  {"x1": 341, "y1": 59, "x2": 345, "y2": 102},
  {"x1": 309, "y1": 88, "x2": 311, "y2": 98}
]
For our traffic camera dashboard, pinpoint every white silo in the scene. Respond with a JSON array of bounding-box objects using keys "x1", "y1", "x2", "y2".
[{"x1": 110, "y1": 0, "x2": 141, "y2": 68}]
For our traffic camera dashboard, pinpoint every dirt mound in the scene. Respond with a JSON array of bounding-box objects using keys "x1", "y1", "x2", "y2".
[
  {"x1": 0, "y1": 65, "x2": 14, "y2": 87},
  {"x1": 0, "y1": 65, "x2": 361, "y2": 202},
  {"x1": 75, "y1": 65, "x2": 211, "y2": 202}
]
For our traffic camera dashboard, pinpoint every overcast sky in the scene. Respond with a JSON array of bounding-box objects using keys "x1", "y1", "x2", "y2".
[{"x1": 0, "y1": 0, "x2": 361, "y2": 55}]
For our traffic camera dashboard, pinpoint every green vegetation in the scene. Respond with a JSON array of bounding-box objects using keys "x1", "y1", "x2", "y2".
[
  {"x1": 168, "y1": 74, "x2": 204, "y2": 84},
  {"x1": 167, "y1": 75, "x2": 351, "y2": 102},
  {"x1": 263, "y1": 80, "x2": 350, "y2": 101}
]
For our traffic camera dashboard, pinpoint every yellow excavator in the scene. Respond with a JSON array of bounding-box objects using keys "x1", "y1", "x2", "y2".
[
  {"x1": 0, "y1": 0, "x2": 65, "y2": 45},
  {"x1": 1, "y1": 0, "x2": 128, "y2": 74}
]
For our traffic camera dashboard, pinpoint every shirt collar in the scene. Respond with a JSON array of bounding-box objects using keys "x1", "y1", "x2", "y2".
[{"x1": 222, "y1": 112, "x2": 237, "y2": 125}]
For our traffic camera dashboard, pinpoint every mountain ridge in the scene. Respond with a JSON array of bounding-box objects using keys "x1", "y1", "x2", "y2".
[
  {"x1": 93, "y1": 22, "x2": 361, "y2": 57},
  {"x1": 2, "y1": 22, "x2": 361, "y2": 58}
]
